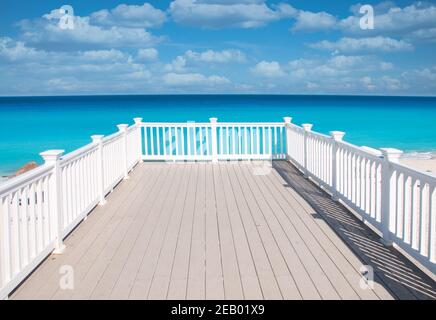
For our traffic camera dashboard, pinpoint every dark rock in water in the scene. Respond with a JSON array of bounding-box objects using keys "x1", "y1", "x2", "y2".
[{"x1": 13, "y1": 162, "x2": 38, "y2": 177}]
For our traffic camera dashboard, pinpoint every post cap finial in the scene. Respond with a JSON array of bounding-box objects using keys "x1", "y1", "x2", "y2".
[
  {"x1": 302, "y1": 123, "x2": 313, "y2": 132},
  {"x1": 117, "y1": 124, "x2": 128, "y2": 131},
  {"x1": 283, "y1": 117, "x2": 292, "y2": 124},
  {"x1": 91, "y1": 135, "x2": 104, "y2": 143},
  {"x1": 330, "y1": 131, "x2": 345, "y2": 141},
  {"x1": 209, "y1": 117, "x2": 218, "y2": 123},
  {"x1": 380, "y1": 148, "x2": 403, "y2": 163},
  {"x1": 40, "y1": 150, "x2": 64, "y2": 163},
  {"x1": 133, "y1": 117, "x2": 143, "y2": 124}
]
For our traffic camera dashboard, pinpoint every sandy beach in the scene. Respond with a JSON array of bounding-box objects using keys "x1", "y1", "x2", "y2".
[{"x1": 400, "y1": 158, "x2": 436, "y2": 176}]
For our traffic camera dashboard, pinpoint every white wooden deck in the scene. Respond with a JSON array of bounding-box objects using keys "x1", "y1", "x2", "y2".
[{"x1": 11, "y1": 161, "x2": 436, "y2": 300}]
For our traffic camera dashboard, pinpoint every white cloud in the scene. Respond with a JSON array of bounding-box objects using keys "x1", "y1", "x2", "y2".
[
  {"x1": 164, "y1": 48, "x2": 246, "y2": 72},
  {"x1": 288, "y1": 55, "x2": 392, "y2": 76},
  {"x1": 380, "y1": 61, "x2": 393, "y2": 70},
  {"x1": 305, "y1": 81, "x2": 319, "y2": 89},
  {"x1": 0, "y1": 37, "x2": 158, "y2": 94},
  {"x1": 136, "y1": 48, "x2": 159, "y2": 61},
  {"x1": 288, "y1": 58, "x2": 318, "y2": 69},
  {"x1": 0, "y1": 37, "x2": 47, "y2": 61},
  {"x1": 403, "y1": 66, "x2": 436, "y2": 82},
  {"x1": 164, "y1": 56, "x2": 187, "y2": 72},
  {"x1": 19, "y1": 8, "x2": 161, "y2": 49},
  {"x1": 168, "y1": 0, "x2": 296, "y2": 28},
  {"x1": 90, "y1": 3, "x2": 166, "y2": 28},
  {"x1": 292, "y1": 11, "x2": 337, "y2": 31},
  {"x1": 45, "y1": 77, "x2": 80, "y2": 91},
  {"x1": 406, "y1": 27, "x2": 436, "y2": 42},
  {"x1": 251, "y1": 61, "x2": 285, "y2": 77},
  {"x1": 120, "y1": 70, "x2": 152, "y2": 80},
  {"x1": 162, "y1": 72, "x2": 230, "y2": 85},
  {"x1": 380, "y1": 76, "x2": 403, "y2": 90},
  {"x1": 349, "y1": 2, "x2": 397, "y2": 15},
  {"x1": 339, "y1": 3, "x2": 436, "y2": 37},
  {"x1": 327, "y1": 55, "x2": 366, "y2": 69},
  {"x1": 79, "y1": 49, "x2": 128, "y2": 62},
  {"x1": 184, "y1": 49, "x2": 246, "y2": 63},
  {"x1": 361, "y1": 76, "x2": 375, "y2": 90},
  {"x1": 310, "y1": 36, "x2": 413, "y2": 53}
]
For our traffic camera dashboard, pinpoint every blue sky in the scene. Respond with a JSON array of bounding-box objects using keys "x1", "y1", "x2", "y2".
[{"x1": 1, "y1": 0, "x2": 436, "y2": 95}]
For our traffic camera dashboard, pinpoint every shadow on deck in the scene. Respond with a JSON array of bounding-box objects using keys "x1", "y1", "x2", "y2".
[{"x1": 273, "y1": 161, "x2": 436, "y2": 300}]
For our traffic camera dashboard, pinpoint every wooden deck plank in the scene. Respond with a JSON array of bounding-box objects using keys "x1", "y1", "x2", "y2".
[
  {"x1": 57, "y1": 164, "x2": 169, "y2": 300},
  {"x1": 166, "y1": 163, "x2": 199, "y2": 299},
  {"x1": 237, "y1": 163, "x2": 340, "y2": 300},
  {"x1": 11, "y1": 161, "x2": 436, "y2": 300},
  {"x1": 147, "y1": 164, "x2": 192, "y2": 300},
  {"x1": 212, "y1": 164, "x2": 244, "y2": 300},
  {"x1": 108, "y1": 164, "x2": 178, "y2": 299},
  {"x1": 232, "y1": 163, "x2": 316, "y2": 299},
  {"x1": 224, "y1": 164, "x2": 288, "y2": 299},
  {"x1": 220, "y1": 163, "x2": 270, "y2": 300},
  {"x1": 204, "y1": 164, "x2": 225, "y2": 300},
  {"x1": 92, "y1": 165, "x2": 189, "y2": 299},
  {"x1": 81, "y1": 165, "x2": 174, "y2": 299},
  {"x1": 186, "y1": 163, "x2": 207, "y2": 299},
  {"x1": 12, "y1": 164, "x2": 157, "y2": 300},
  {"x1": 252, "y1": 164, "x2": 362, "y2": 299},
  {"x1": 266, "y1": 165, "x2": 387, "y2": 300},
  {"x1": 234, "y1": 163, "x2": 321, "y2": 299},
  {"x1": 127, "y1": 164, "x2": 185, "y2": 299}
]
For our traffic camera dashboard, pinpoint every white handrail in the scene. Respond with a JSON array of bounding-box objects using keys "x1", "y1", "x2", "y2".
[
  {"x1": 0, "y1": 120, "x2": 142, "y2": 299},
  {"x1": 0, "y1": 115, "x2": 434, "y2": 299},
  {"x1": 285, "y1": 118, "x2": 436, "y2": 275},
  {"x1": 139, "y1": 118, "x2": 287, "y2": 161}
]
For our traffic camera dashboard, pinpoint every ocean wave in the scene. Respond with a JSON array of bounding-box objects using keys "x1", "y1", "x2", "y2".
[{"x1": 401, "y1": 151, "x2": 436, "y2": 160}]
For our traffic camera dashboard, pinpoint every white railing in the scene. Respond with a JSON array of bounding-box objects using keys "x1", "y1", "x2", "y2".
[
  {"x1": 0, "y1": 120, "x2": 142, "y2": 299},
  {"x1": 139, "y1": 118, "x2": 287, "y2": 162},
  {"x1": 0, "y1": 115, "x2": 435, "y2": 298},
  {"x1": 285, "y1": 117, "x2": 436, "y2": 275}
]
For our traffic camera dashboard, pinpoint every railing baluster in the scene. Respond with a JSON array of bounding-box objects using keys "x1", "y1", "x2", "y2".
[
  {"x1": 302, "y1": 124, "x2": 313, "y2": 178},
  {"x1": 143, "y1": 126, "x2": 149, "y2": 156},
  {"x1": 91, "y1": 135, "x2": 106, "y2": 206},
  {"x1": 40, "y1": 150, "x2": 65, "y2": 254},
  {"x1": 175, "y1": 126, "x2": 180, "y2": 157},
  {"x1": 187, "y1": 122, "x2": 192, "y2": 157},
  {"x1": 117, "y1": 124, "x2": 129, "y2": 179},
  {"x1": 150, "y1": 126, "x2": 155, "y2": 156},
  {"x1": 210, "y1": 118, "x2": 218, "y2": 162},
  {"x1": 380, "y1": 148, "x2": 403, "y2": 245},
  {"x1": 330, "y1": 131, "x2": 345, "y2": 200}
]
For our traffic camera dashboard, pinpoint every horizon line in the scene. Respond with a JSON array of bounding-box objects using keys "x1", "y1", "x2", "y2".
[{"x1": 1, "y1": 93, "x2": 436, "y2": 98}]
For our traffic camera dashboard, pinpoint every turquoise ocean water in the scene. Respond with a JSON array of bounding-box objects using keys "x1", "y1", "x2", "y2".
[{"x1": 0, "y1": 95, "x2": 435, "y2": 176}]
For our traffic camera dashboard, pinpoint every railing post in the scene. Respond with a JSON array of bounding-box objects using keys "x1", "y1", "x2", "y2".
[
  {"x1": 330, "y1": 131, "x2": 345, "y2": 201},
  {"x1": 283, "y1": 117, "x2": 292, "y2": 159},
  {"x1": 91, "y1": 135, "x2": 106, "y2": 206},
  {"x1": 133, "y1": 117, "x2": 143, "y2": 162},
  {"x1": 117, "y1": 124, "x2": 129, "y2": 179},
  {"x1": 302, "y1": 123, "x2": 313, "y2": 178},
  {"x1": 40, "y1": 149, "x2": 65, "y2": 254},
  {"x1": 210, "y1": 117, "x2": 218, "y2": 163},
  {"x1": 380, "y1": 147, "x2": 403, "y2": 245}
]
